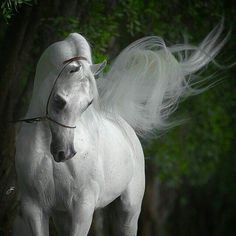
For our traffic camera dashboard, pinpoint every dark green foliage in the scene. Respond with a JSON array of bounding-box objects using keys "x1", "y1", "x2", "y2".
[{"x1": 1, "y1": 0, "x2": 34, "y2": 21}]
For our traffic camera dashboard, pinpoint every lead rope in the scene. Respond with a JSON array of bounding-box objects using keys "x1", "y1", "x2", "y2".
[{"x1": 11, "y1": 56, "x2": 88, "y2": 129}]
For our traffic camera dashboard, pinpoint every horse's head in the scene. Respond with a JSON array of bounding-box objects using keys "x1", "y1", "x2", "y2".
[
  {"x1": 35, "y1": 33, "x2": 106, "y2": 162},
  {"x1": 49, "y1": 58, "x2": 106, "y2": 162}
]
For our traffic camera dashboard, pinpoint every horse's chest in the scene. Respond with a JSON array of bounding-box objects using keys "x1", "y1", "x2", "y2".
[
  {"x1": 19, "y1": 156, "x2": 90, "y2": 210},
  {"x1": 52, "y1": 153, "x2": 101, "y2": 208},
  {"x1": 16, "y1": 152, "x2": 55, "y2": 208}
]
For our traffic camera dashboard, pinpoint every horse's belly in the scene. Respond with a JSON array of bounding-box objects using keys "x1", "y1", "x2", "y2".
[
  {"x1": 96, "y1": 122, "x2": 135, "y2": 208},
  {"x1": 97, "y1": 157, "x2": 133, "y2": 208}
]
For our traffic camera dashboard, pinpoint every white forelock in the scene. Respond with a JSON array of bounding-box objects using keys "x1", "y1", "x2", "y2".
[{"x1": 32, "y1": 33, "x2": 92, "y2": 95}]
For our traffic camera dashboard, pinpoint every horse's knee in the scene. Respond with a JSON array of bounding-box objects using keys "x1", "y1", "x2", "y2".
[{"x1": 120, "y1": 212, "x2": 139, "y2": 236}]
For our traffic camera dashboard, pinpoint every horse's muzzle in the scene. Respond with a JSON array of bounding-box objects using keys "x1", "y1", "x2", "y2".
[{"x1": 50, "y1": 144, "x2": 77, "y2": 162}]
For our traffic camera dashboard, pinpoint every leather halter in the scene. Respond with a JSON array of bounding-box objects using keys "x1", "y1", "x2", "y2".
[{"x1": 11, "y1": 56, "x2": 88, "y2": 129}]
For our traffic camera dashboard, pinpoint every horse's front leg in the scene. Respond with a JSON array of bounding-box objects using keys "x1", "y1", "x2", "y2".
[
  {"x1": 118, "y1": 165, "x2": 145, "y2": 236},
  {"x1": 70, "y1": 194, "x2": 95, "y2": 236},
  {"x1": 20, "y1": 197, "x2": 49, "y2": 236}
]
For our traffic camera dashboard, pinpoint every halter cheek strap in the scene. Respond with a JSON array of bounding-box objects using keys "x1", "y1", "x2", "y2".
[{"x1": 11, "y1": 56, "x2": 89, "y2": 129}]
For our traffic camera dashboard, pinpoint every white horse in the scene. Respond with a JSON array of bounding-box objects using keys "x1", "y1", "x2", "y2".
[{"x1": 13, "y1": 23, "x2": 226, "y2": 236}]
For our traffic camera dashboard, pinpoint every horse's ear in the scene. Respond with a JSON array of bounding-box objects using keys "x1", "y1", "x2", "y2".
[{"x1": 90, "y1": 60, "x2": 107, "y2": 77}]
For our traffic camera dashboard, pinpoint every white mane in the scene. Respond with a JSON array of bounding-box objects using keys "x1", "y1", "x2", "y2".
[{"x1": 98, "y1": 22, "x2": 227, "y2": 137}]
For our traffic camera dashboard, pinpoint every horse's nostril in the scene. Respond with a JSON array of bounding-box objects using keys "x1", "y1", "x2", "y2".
[
  {"x1": 57, "y1": 151, "x2": 65, "y2": 162},
  {"x1": 71, "y1": 151, "x2": 77, "y2": 158},
  {"x1": 54, "y1": 149, "x2": 76, "y2": 162}
]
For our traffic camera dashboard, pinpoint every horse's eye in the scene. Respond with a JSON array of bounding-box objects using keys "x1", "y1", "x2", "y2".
[
  {"x1": 69, "y1": 64, "x2": 81, "y2": 73},
  {"x1": 53, "y1": 94, "x2": 67, "y2": 110}
]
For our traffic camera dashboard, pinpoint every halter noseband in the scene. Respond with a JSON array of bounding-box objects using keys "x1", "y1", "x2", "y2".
[{"x1": 12, "y1": 56, "x2": 88, "y2": 129}]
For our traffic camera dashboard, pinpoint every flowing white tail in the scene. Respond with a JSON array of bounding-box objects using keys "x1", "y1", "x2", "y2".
[{"x1": 98, "y1": 22, "x2": 228, "y2": 137}]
